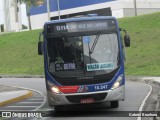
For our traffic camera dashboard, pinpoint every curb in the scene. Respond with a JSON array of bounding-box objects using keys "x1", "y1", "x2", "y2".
[
  {"x1": 6, "y1": 85, "x2": 47, "y2": 111},
  {"x1": 0, "y1": 75, "x2": 44, "y2": 78},
  {"x1": 0, "y1": 90, "x2": 33, "y2": 107}
]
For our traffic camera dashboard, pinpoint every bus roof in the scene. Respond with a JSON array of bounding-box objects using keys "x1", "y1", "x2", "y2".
[{"x1": 44, "y1": 16, "x2": 117, "y2": 25}]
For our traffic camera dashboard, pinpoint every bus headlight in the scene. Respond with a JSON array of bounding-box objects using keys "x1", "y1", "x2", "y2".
[
  {"x1": 111, "y1": 75, "x2": 123, "y2": 90},
  {"x1": 47, "y1": 81, "x2": 61, "y2": 94},
  {"x1": 51, "y1": 86, "x2": 61, "y2": 94}
]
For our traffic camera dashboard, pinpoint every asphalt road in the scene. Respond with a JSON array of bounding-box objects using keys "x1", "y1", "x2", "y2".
[{"x1": 0, "y1": 78, "x2": 151, "y2": 120}]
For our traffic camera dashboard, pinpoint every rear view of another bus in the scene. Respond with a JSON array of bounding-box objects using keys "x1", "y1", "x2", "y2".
[{"x1": 38, "y1": 16, "x2": 130, "y2": 111}]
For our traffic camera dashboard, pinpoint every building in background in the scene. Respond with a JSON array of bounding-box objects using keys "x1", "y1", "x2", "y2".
[
  {"x1": 1, "y1": 0, "x2": 160, "y2": 32},
  {"x1": 30, "y1": 0, "x2": 160, "y2": 30},
  {"x1": 1, "y1": 0, "x2": 22, "y2": 32},
  {"x1": 0, "y1": 0, "x2": 28, "y2": 32}
]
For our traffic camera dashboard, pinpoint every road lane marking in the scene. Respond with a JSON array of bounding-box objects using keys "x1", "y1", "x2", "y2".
[
  {"x1": 33, "y1": 96, "x2": 44, "y2": 98},
  {"x1": 0, "y1": 90, "x2": 33, "y2": 107},
  {"x1": 18, "y1": 102, "x2": 42, "y2": 104},
  {"x1": 137, "y1": 84, "x2": 152, "y2": 120},
  {"x1": 0, "y1": 110, "x2": 34, "y2": 111},
  {"x1": 7, "y1": 106, "x2": 37, "y2": 108},
  {"x1": 27, "y1": 98, "x2": 44, "y2": 101}
]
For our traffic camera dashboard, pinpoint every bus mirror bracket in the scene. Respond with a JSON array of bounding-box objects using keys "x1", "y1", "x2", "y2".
[
  {"x1": 119, "y1": 28, "x2": 130, "y2": 47},
  {"x1": 38, "y1": 32, "x2": 43, "y2": 55}
]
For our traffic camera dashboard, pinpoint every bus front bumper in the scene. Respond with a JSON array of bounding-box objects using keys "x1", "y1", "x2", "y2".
[{"x1": 47, "y1": 85, "x2": 125, "y2": 106}]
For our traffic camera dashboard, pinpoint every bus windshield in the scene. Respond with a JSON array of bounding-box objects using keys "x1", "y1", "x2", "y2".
[{"x1": 47, "y1": 33, "x2": 120, "y2": 77}]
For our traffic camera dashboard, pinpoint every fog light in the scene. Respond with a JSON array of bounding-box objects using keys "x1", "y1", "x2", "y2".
[{"x1": 111, "y1": 75, "x2": 123, "y2": 90}]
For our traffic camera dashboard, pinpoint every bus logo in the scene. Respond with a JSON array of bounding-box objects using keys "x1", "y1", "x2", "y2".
[{"x1": 77, "y1": 86, "x2": 88, "y2": 93}]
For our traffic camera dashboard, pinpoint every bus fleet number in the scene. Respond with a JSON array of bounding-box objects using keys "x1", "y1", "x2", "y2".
[{"x1": 95, "y1": 85, "x2": 108, "y2": 90}]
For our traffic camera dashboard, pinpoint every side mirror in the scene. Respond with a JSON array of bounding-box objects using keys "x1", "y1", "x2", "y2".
[
  {"x1": 124, "y1": 34, "x2": 130, "y2": 47},
  {"x1": 38, "y1": 41, "x2": 43, "y2": 55}
]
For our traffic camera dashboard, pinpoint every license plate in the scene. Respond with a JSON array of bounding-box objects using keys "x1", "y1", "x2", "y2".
[{"x1": 80, "y1": 98, "x2": 94, "y2": 104}]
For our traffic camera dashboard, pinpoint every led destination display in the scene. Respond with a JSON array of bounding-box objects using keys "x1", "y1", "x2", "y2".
[{"x1": 47, "y1": 19, "x2": 116, "y2": 33}]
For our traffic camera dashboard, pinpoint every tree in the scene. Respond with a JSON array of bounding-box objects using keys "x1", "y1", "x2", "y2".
[{"x1": 17, "y1": 0, "x2": 45, "y2": 30}]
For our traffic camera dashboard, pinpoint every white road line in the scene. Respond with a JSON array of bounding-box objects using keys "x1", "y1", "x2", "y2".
[
  {"x1": 27, "y1": 98, "x2": 44, "y2": 101},
  {"x1": 33, "y1": 96, "x2": 44, "y2": 98},
  {"x1": 18, "y1": 102, "x2": 42, "y2": 104},
  {"x1": 38, "y1": 108, "x2": 54, "y2": 111},
  {"x1": 0, "y1": 110, "x2": 34, "y2": 111},
  {"x1": 137, "y1": 84, "x2": 152, "y2": 120},
  {"x1": 7, "y1": 106, "x2": 37, "y2": 108}
]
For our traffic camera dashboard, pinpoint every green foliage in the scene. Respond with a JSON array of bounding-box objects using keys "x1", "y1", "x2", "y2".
[
  {"x1": 18, "y1": 0, "x2": 45, "y2": 7},
  {"x1": 118, "y1": 12, "x2": 160, "y2": 76},
  {"x1": 17, "y1": 0, "x2": 45, "y2": 30},
  {"x1": 0, "y1": 30, "x2": 44, "y2": 75},
  {"x1": 0, "y1": 24, "x2": 4, "y2": 32},
  {"x1": 0, "y1": 12, "x2": 160, "y2": 76},
  {"x1": 22, "y1": 24, "x2": 28, "y2": 29}
]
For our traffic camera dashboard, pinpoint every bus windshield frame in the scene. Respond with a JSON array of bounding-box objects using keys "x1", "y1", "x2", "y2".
[{"x1": 46, "y1": 25, "x2": 120, "y2": 78}]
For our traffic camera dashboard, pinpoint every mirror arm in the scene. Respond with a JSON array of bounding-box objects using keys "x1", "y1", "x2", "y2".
[
  {"x1": 120, "y1": 28, "x2": 130, "y2": 47},
  {"x1": 119, "y1": 28, "x2": 127, "y2": 34}
]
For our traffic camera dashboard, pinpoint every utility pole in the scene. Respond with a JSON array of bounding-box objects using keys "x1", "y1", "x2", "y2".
[
  {"x1": 26, "y1": 4, "x2": 31, "y2": 30},
  {"x1": 134, "y1": 0, "x2": 137, "y2": 16},
  {"x1": 3, "y1": 0, "x2": 10, "y2": 32},
  {"x1": 57, "y1": 0, "x2": 61, "y2": 19},
  {"x1": 47, "y1": 0, "x2": 50, "y2": 21}
]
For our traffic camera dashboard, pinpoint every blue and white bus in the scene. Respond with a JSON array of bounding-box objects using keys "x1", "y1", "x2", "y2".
[{"x1": 38, "y1": 15, "x2": 130, "y2": 111}]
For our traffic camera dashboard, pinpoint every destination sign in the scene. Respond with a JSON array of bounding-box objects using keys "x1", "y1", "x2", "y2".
[
  {"x1": 55, "y1": 63, "x2": 76, "y2": 71},
  {"x1": 87, "y1": 63, "x2": 114, "y2": 71},
  {"x1": 47, "y1": 19, "x2": 116, "y2": 33}
]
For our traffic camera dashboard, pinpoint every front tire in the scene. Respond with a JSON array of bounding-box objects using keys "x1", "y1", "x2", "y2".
[{"x1": 110, "y1": 101, "x2": 119, "y2": 108}]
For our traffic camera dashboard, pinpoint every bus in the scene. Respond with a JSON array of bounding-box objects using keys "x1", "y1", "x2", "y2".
[{"x1": 38, "y1": 15, "x2": 130, "y2": 111}]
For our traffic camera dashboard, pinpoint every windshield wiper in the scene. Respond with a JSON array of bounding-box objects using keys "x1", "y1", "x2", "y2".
[{"x1": 88, "y1": 32, "x2": 101, "y2": 63}]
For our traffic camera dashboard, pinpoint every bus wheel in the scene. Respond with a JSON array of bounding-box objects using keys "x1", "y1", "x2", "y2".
[{"x1": 110, "y1": 101, "x2": 119, "y2": 108}]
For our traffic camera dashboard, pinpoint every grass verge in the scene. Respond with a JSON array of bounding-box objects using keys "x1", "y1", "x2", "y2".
[{"x1": 0, "y1": 12, "x2": 160, "y2": 76}]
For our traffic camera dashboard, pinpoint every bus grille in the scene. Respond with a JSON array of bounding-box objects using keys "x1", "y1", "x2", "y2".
[
  {"x1": 56, "y1": 77, "x2": 112, "y2": 85},
  {"x1": 66, "y1": 93, "x2": 107, "y2": 104}
]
